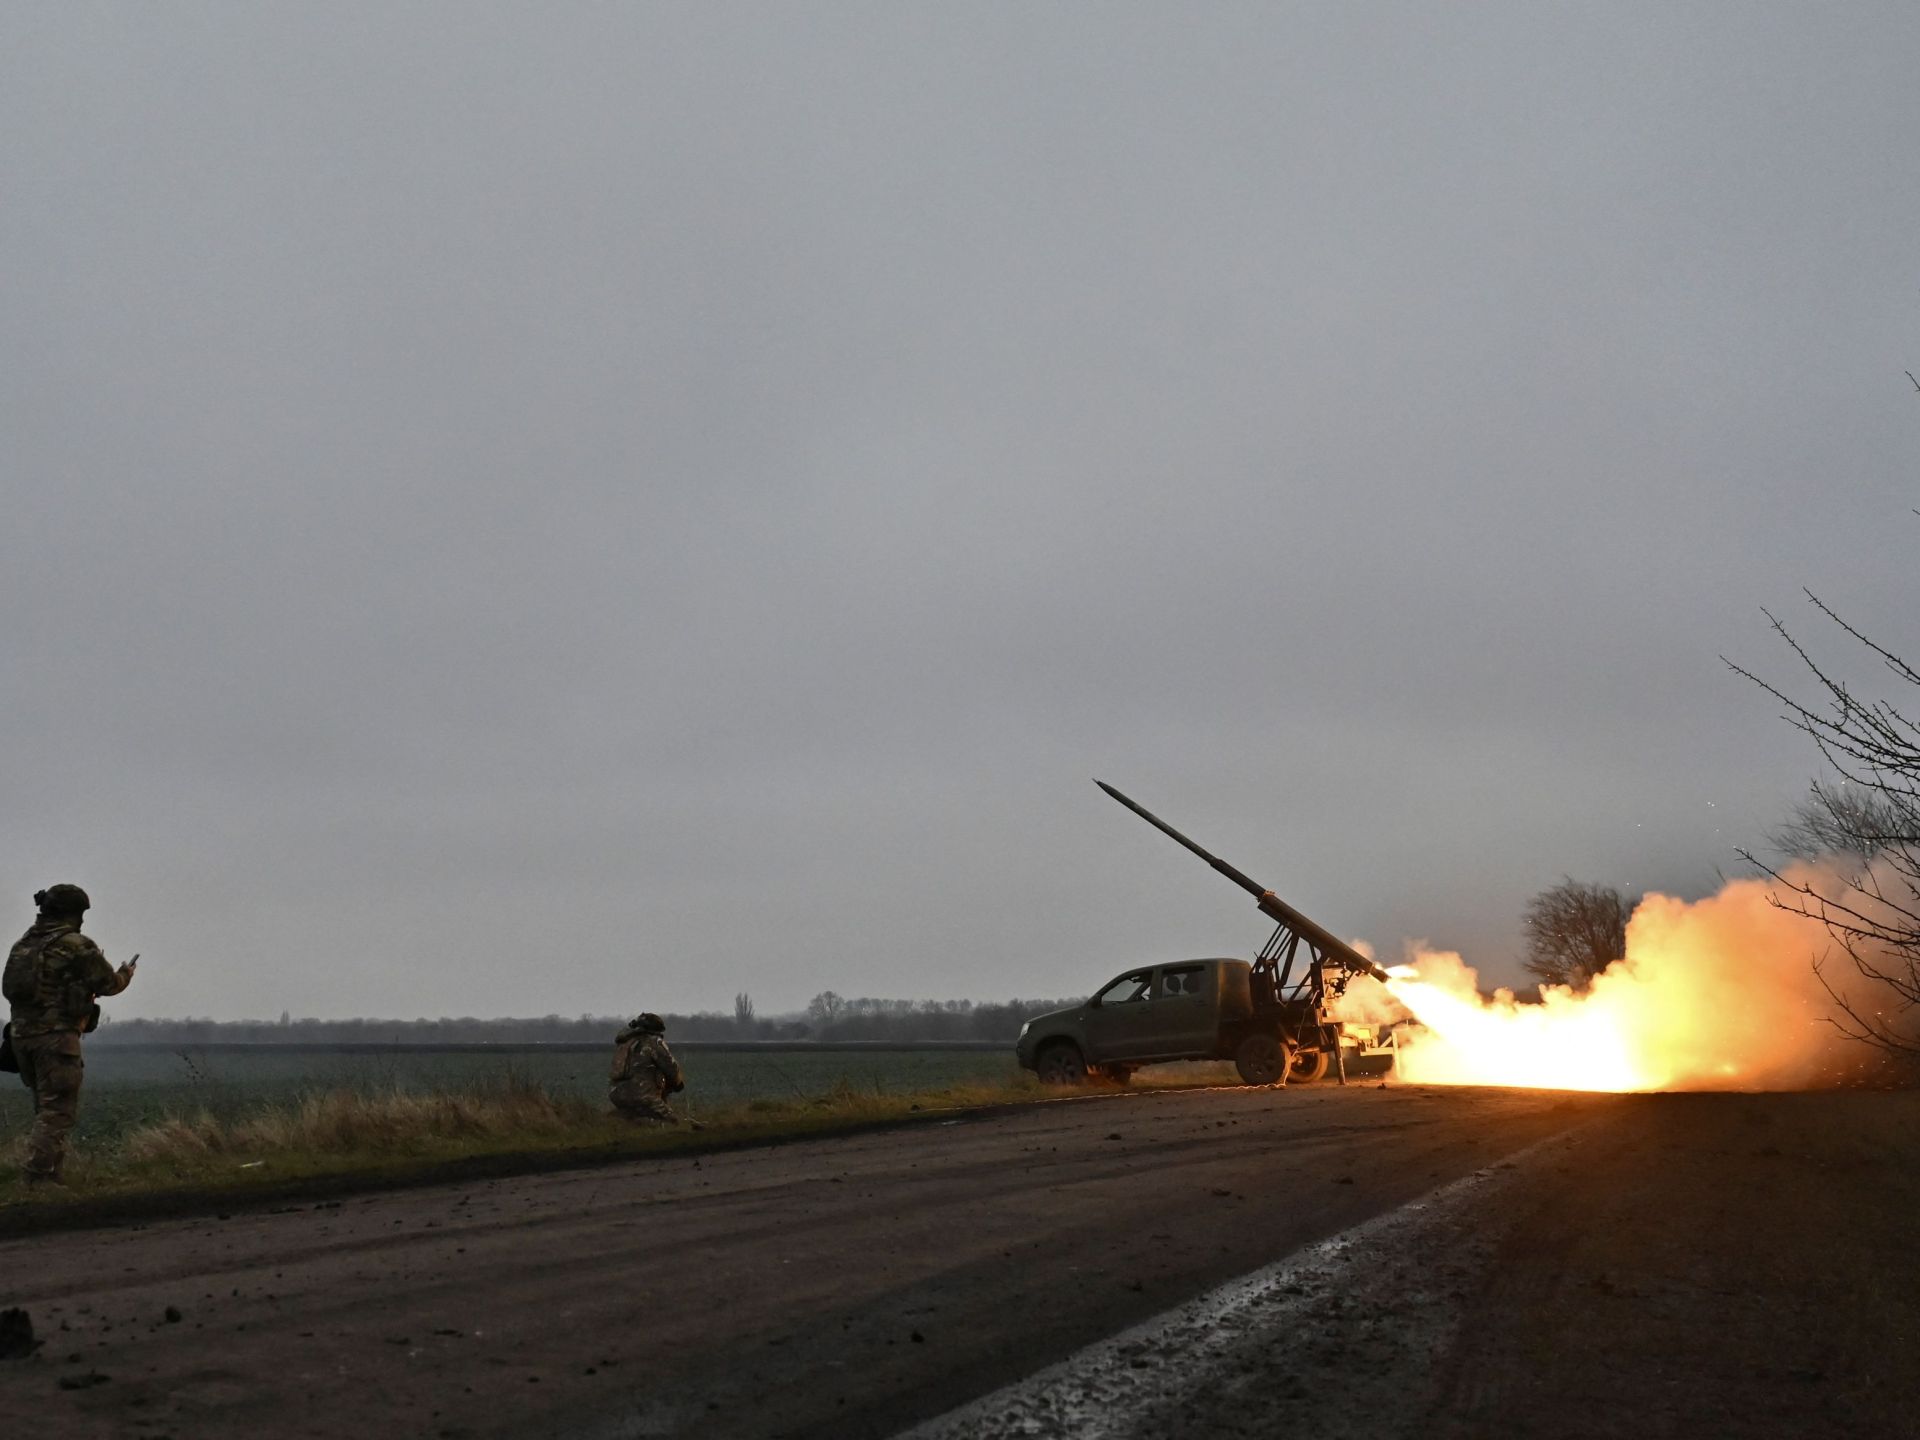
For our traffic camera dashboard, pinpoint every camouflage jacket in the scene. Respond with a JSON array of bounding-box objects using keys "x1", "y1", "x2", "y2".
[
  {"x1": 6, "y1": 921, "x2": 126, "y2": 1039},
  {"x1": 610, "y1": 1029, "x2": 683, "y2": 1095}
]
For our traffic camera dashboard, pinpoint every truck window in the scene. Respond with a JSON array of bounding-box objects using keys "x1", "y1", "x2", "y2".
[
  {"x1": 1158, "y1": 965, "x2": 1204, "y2": 997},
  {"x1": 1094, "y1": 972, "x2": 1153, "y2": 1006}
]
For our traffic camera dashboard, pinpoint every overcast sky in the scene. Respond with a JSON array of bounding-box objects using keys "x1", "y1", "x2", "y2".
[{"x1": 4, "y1": 4, "x2": 1916, "y2": 1021}]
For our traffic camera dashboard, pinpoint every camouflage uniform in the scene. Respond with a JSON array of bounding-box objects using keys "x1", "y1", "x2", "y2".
[
  {"x1": 609, "y1": 1019, "x2": 684, "y2": 1124},
  {"x1": 6, "y1": 918, "x2": 131, "y2": 1182}
]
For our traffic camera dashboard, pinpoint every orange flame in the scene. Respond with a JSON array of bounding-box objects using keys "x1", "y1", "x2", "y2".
[{"x1": 1355, "y1": 867, "x2": 1892, "y2": 1092}]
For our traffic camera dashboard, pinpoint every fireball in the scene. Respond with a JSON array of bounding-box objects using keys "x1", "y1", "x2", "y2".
[{"x1": 1370, "y1": 866, "x2": 1877, "y2": 1092}]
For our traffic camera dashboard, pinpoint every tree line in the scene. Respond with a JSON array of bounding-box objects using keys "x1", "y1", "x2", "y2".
[{"x1": 92, "y1": 993, "x2": 1082, "y2": 1046}]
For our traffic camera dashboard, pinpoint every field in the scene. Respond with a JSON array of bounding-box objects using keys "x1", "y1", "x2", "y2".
[{"x1": 0, "y1": 1043, "x2": 1033, "y2": 1153}]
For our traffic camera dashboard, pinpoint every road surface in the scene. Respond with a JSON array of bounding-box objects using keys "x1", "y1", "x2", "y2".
[{"x1": 0, "y1": 1084, "x2": 1912, "y2": 1438}]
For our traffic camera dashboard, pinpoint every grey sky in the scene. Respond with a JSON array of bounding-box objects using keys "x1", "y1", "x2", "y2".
[{"x1": 4, "y1": 4, "x2": 1915, "y2": 1020}]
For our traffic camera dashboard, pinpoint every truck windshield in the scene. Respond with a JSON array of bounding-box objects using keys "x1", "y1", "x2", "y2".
[{"x1": 1094, "y1": 973, "x2": 1152, "y2": 1005}]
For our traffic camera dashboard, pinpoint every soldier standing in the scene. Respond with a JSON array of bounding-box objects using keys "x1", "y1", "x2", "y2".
[
  {"x1": 3, "y1": 885, "x2": 136, "y2": 1185},
  {"x1": 608, "y1": 1012, "x2": 689, "y2": 1125}
]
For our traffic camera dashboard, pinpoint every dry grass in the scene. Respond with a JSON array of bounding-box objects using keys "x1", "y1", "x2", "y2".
[
  {"x1": 120, "y1": 1075, "x2": 599, "y2": 1166},
  {"x1": 0, "y1": 1072, "x2": 1059, "y2": 1208},
  {"x1": 0, "y1": 1066, "x2": 1241, "y2": 1213}
]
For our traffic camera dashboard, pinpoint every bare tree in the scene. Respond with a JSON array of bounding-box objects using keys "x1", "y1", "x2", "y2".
[
  {"x1": 1728, "y1": 589, "x2": 1920, "y2": 1056},
  {"x1": 1522, "y1": 879, "x2": 1630, "y2": 990},
  {"x1": 806, "y1": 990, "x2": 845, "y2": 1027},
  {"x1": 1718, "y1": 371, "x2": 1920, "y2": 1058},
  {"x1": 1768, "y1": 781, "x2": 1912, "y2": 865},
  {"x1": 733, "y1": 991, "x2": 756, "y2": 1028}
]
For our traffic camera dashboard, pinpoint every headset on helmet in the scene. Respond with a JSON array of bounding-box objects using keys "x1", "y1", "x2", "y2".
[{"x1": 33, "y1": 884, "x2": 90, "y2": 916}]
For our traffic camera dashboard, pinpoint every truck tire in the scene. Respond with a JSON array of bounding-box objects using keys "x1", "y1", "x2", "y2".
[
  {"x1": 1035, "y1": 1041, "x2": 1089, "y2": 1087},
  {"x1": 1289, "y1": 1048, "x2": 1331, "y2": 1084},
  {"x1": 1234, "y1": 1033, "x2": 1292, "y2": 1086}
]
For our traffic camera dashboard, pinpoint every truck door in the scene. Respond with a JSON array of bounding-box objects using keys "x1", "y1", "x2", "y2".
[
  {"x1": 1149, "y1": 963, "x2": 1217, "y2": 1056},
  {"x1": 1081, "y1": 969, "x2": 1155, "y2": 1063}
]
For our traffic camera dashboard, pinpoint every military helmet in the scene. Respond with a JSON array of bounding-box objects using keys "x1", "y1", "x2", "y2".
[
  {"x1": 632, "y1": 1012, "x2": 666, "y2": 1034},
  {"x1": 33, "y1": 884, "x2": 90, "y2": 916}
]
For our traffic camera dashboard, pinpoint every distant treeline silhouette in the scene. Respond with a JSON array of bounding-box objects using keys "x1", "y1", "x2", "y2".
[
  {"x1": 799, "y1": 993, "x2": 1080, "y2": 1043},
  {"x1": 94, "y1": 993, "x2": 1080, "y2": 1046}
]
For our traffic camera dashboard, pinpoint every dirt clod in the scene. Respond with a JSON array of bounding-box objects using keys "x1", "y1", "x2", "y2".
[
  {"x1": 58, "y1": 1370, "x2": 110, "y2": 1390},
  {"x1": 0, "y1": 1308, "x2": 35, "y2": 1360}
]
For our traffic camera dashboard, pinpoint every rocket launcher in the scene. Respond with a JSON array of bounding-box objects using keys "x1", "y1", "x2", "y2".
[{"x1": 1095, "y1": 780, "x2": 1395, "y2": 988}]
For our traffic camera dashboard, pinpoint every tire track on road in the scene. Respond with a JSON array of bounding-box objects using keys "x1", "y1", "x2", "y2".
[{"x1": 896, "y1": 1127, "x2": 1589, "y2": 1440}]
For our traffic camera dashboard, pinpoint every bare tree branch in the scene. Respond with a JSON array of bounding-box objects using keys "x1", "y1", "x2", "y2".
[{"x1": 1733, "y1": 562, "x2": 1920, "y2": 1056}]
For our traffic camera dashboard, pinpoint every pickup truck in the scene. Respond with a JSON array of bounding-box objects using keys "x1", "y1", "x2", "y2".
[{"x1": 1013, "y1": 956, "x2": 1375, "y2": 1087}]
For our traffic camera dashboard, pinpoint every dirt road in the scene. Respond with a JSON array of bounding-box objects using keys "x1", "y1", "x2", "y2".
[{"x1": 0, "y1": 1085, "x2": 1911, "y2": 1438}]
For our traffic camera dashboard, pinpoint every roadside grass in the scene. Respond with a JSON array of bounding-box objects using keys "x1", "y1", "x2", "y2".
[
  {"x1": 0, "y1": 1045, "x2": 1037, "y2": 1149},
  {"x1": 0, "y1": 1057, "x2": 1245, "y2": 1222},
  {"x1": 0, "y1": 1072, "x2": 1059, "y2": 1214}
]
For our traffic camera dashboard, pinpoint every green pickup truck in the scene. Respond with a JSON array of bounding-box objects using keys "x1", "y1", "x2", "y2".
[{"x1": 1013, "y1": 956, "x2": 1392, "y2": 1087}]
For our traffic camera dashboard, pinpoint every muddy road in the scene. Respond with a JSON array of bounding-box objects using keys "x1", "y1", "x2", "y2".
[{"x1": 0, "y1": 1085, "x2": 1912, "y2": 1438}]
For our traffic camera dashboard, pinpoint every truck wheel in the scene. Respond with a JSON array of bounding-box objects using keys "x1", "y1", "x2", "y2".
[
  {"x1": 1035, "y1": 1041, "x2": 1089, "y2": 1087},
  {"x1": 1289, "y1": 1049, "x2": 1331, "y2": 1084},
  {"x1": 1234, "y1": 1034, "x2": 1292, "y2": 1086}
]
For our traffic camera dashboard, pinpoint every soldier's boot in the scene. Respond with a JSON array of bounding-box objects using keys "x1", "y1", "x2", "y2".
[
  {"x1": 24, "y1": 1110, "x2": 76, "y2": 1185},
  {"x1": 611, "y1": 1098, "x2": 675, "y2": 1126},
  {"x1": 23, "y1": 1133, "x2": 67, "y2": 1186}
]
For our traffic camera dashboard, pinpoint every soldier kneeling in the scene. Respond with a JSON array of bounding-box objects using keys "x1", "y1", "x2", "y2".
[{"x1": 608, "y1": 1013, "x2": 694, "y2": 1126}]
